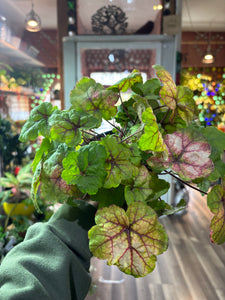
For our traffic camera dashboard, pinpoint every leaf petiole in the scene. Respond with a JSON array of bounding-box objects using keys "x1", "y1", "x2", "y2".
[{"x1": 164, "y1": 170, "x2": 208, "y2": 195}]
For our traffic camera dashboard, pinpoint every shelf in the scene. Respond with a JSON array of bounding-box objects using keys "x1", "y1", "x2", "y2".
[
  {"x1": 0, "y1": 39, "x2": 44, "y2": 67},
  {"x1": 0, "y1": 86, "x2": 34, "y2": 96}
]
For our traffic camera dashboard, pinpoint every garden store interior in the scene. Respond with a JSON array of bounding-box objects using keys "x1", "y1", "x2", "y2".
[{"x1": 0, "y1": 0, "x2": 225, "y2": 299}]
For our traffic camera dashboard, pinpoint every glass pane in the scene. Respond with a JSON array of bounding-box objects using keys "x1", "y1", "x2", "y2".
[
  {"x1": 77, "y1": 0, "x2": 163, "y2": 35},
  {"x1": 80, "y1": 48, "x2": 156, "y2": 85}
]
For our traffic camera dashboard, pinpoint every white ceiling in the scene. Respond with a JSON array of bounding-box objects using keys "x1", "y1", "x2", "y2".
[
  {"x1": 0, "y1": 0, "x2": 225, "y2": 35},
  {"x1": 182, "y1": 0, "x2": 225, "y2": 31}
]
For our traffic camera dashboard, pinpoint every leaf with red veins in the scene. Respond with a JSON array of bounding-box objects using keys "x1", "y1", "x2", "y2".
[
  {"x1": 139, "y1": 107, "x2": 167, "y2": 152},
  {"x1": 207, "y1": 185, "x2": 225, "y2": 244},
  {"x1": 49, "y1": 110, "x2": 99, "y2": 147},
  {"x1": 148, "y1": 130, "x2": 214, "y2": 181},
  {"x1": 100, "y1": 135, "x2": 137, "y2": 188},
  {"x1": 172, "y1": 86, "x2": 198, "y2": 124},
  {"x1": 153, "y1": 65, "x2": 177, "y2": 110},
  {"x1": 108, "y1": 69, "x2": 143, "y2": 92},
  {"x1": 70, "y1": 77, "x2": 119, "y2": 123},
  {"x1": 124, "y1": 166, "x2": 153, "y2": 205},
  {"x1": 88, "y1": 202, "x2": 168, "y2": 278},
  {"x1": 19, "y1": 102, "x2": 58, "y2": 142},
  {"x1": 41, "y1": 165, "x2": 81, "y2": 203}
]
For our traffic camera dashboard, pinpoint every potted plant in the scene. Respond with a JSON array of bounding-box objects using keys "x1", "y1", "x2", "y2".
[
  {"x1": 19, "y1": 65, "x2": 225, "y2": 278},
  {"x1": 0, "y1": 164, "x2": 34, "y2": 225}
]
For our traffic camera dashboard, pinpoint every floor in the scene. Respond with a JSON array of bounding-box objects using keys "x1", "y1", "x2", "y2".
[{"x1": 85, "y1": 188, "x2": 225, "y2": 300}]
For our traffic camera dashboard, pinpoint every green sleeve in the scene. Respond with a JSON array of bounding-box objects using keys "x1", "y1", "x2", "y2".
[{"x1": 0, "y1": 200, "x2": 96, "y2": 300}]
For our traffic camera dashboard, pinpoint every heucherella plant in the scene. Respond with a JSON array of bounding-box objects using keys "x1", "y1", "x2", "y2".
[{"x1": 19, "y1": 65, "x2": 225, "y2": 277}]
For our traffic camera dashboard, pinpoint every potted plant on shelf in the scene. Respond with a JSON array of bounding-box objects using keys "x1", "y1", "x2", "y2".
[{"x1": 19, "y1": 65, "x2": 225, "y2": 278}]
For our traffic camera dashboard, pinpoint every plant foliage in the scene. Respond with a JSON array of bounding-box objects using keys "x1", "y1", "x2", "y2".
[{"x1": 19, "y1": 65, "x2": 225, "y2": 277}]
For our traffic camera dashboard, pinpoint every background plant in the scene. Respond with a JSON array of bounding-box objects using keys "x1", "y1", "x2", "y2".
[
  {"x1": 0, "y1": 163, "x2": 54, "y2": 261},
  {"x1": 0, "y1": 63, "x2": 45, "y2": 90},
  {"x1": 19, "y1": 65, "x2": 225, "y2": 278},
  {"x1": 0, "y1": 116, "x2": 31, "y2": 175}
]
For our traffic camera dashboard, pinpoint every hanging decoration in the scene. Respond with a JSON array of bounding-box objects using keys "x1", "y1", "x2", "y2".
[
  {"x1": 91, "y1": 5, "x2": 128, "y2": 34},
  {"x1": 75, "y1": 0, "x2": 164, "y2": 35},
  {"x1": 25, "y1": 2, "x2": 41, "y2": 32}
]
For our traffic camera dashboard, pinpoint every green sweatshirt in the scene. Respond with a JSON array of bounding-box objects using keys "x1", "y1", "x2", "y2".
[{"x1": 0, "y1": 200, "x2": 96, "y2": 300}]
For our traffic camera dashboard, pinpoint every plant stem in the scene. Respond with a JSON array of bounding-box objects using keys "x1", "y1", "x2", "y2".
[
  {"x1": 82, "y1": 135, "x2": 90, "y2": 144},
  {"x1": 106, "y1": 120, "x2": 124, "y2": 134},
  {"x1": 153, "y1": 105, "x2": 166, "y2": 111},
  {"x1": 133, "y1": 116, "x2": 139, "y2": 125},
  {"x1": 122, "y1": 123, "x2": 128, "y2": 137},
  {"x1": 82, "y1": 193, "x2": 87, "y2": 200},
  {"x1": 82, "y1": 130, "x2": 96, "y2": 137},
  {"x1": 89, "y1": 129, "x2": 97, "y2": 135},
  {"x1": 120, "y1": 128, "x2": 143, "y2": 143},
  {"x1": 160, "y1": 109, "x2": 170, "y2": 124},
  {"x1": 164, "y1": 170, "x2": 208, "y2": 195},
  {"x1": 119, "y1": 93, "x2": 135, "y2": 125}
]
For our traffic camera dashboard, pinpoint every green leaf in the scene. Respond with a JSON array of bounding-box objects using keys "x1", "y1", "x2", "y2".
[
  {"x1": 100, "y1": 136, "x2": 137, "y2": 188},
  {"x1": 61, "y1": 151, "x2": 79, "y2": 183},
  {"x1": 62, "y1": 142, "x2": 107, "y2": 194},
  {"x1": 0, "y1": 190, "x2": 12, "y2": 204},
  {"x1": 129, "y1": 143, "x2": 142, "y2": 165},
  {"x1": 125, "y1": 166, "x2": 153, "y2": 205},
  {"x1": 158, "y1": 111, "x2": 187, "y2": 134},
  {"x1": 148, "y1": 198, "x2": 187, "y2": 217},
  {"x1": 195, "y1": 178, "x2": 211, "y2": 194},
  {"x1": 70, "y1": 77, "x2": 118, "y2": 123},
  {"x1": 131, "y1": 78, "x2": 161, "y2": 97},
  {"x1": 88, "y1": 202, "x2": 168, "y2": 277},
  {"x1": 149, "y1": 130, "x2": 214, "y2": 181},
  {"x1": 32, "y1": 138, "x2": 51, "y2": 172},
  {"x1": 139, "y1": 107, "x2": 167, "y2": 152},
  {"x1": 109, "y1": 70, "x2": 143, "y2": 92},
  {"x1": 207, "y1": 185, "x2": 225, "y2": 244},
  {"x1": 133, "y1": 94, "x2": 149, "y2": 122},
  {"x1": 91, "y1": 185, "x2": 125, "y2": 208},
  {"x1": 163, "y1": 199, "x2": 187, "y2": 216},
  {"x1": 115, "y1": 98, "x2": 137, "y2": 127},
  {"x1": 148, "y1": 199, "x2": 170, "y2": 216},
  {"x1": 125, "y1": 166, "x2": 169, "y2": 206},
  {"x1": 16, "y1": 164, "x2": 33, "y2": 186},
  {"x1": 31, "y1": 161, "x2": 42, "y2": 213},
  {"x1": 153, "y1": 65, "x2": 177, "y2": 110},
  {"x1": 207, "y1": 160, "x2": 225, "y2": 182},
  {"x1": 202, "y1": 126, "x2": 225, "y2": 155},
  {"x1": 0, "y1": 173, "x2": 18, "y2": 187},
  {"x1": 19, "y1": 102, "x2": 57, "y2": 142},
  {"x1": 170, "y1": 86, "x2": 198, "y2": 124},
  {"x1": 49, "y1": 110, "x2": 98, "y2": 147},
  {"x1": 147, "y1": 173, "x2": 170, "y2": 201},
  {"x1": 191, "y1": 126, "x2": 225, "y2": 185},
  {"x1": 40, "y1": 145, "x2": 79, "y2": 202}
]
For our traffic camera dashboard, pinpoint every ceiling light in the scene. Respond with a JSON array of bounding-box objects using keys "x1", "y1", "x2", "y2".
[
  {"x1": 153, "y1": 4, "x2": 163, "y2": 10},
  {"x1": 0, "y1": 15, "x2": 7, "y2": 22},
  {"x1": 202, "y1": 45, "x2": 215, "y2": 64},
  {"x1": 25, "y1": 3, "x2": 41, "y2": 32}
]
